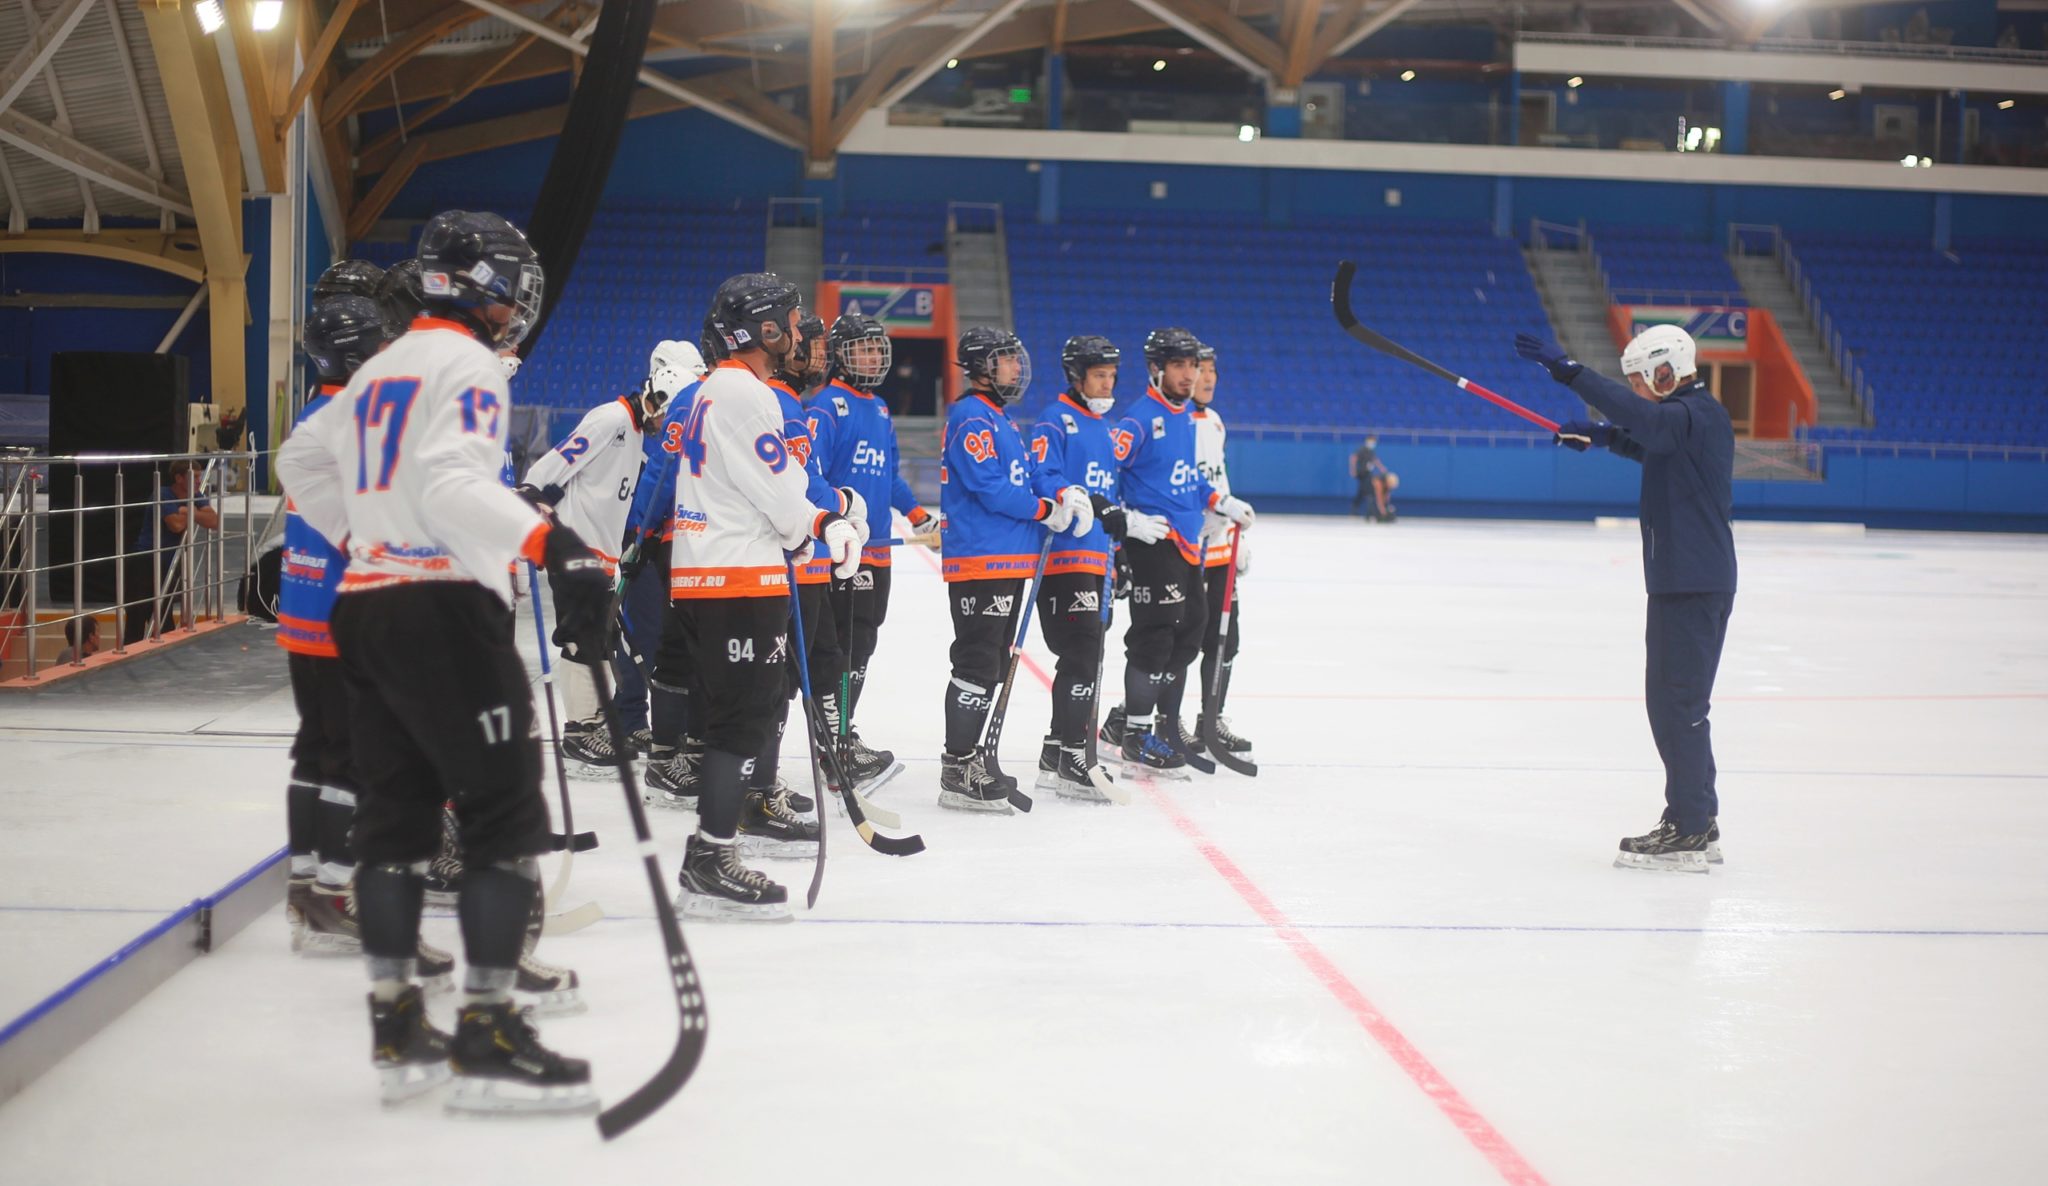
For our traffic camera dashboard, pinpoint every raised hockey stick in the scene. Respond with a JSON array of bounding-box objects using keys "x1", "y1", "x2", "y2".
[
  {"x1": 1331, "y1": 260, "x2": 1561, "y2": 433},
  {"x1": 1082, "y1": 566, "x2": 1130, "y2": 804},
  {"x1": 588, "y1": 661, "x2": 709, "y2": 1140},
  {"x1": 1200, "y1": 528, "x2": 1258, "y2": 778},
  {"x1": 525, "y1": 562, "x2": 603, "y2": 937},
  {"x1": 977, "y1": 532, "x2": 1057, "y2": 812},
  {"x1": 785, "y1": 554, "x2": 926, "y2": 862}
]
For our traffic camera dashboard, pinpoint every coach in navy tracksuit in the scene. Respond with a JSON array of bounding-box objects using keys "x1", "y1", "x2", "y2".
[{"x1": 1517, "y1": 325, "x2": 1736, "y2": 873}]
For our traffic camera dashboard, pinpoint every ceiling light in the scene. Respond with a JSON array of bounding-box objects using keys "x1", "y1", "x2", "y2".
[
  {"x1": 1238, "y1": 124, "x2": 1257, "y2": 142},
  {"x1": 1998, "y1": 98, "x2": 2015, "y2": 109},
  {"x1": 1399, "y1": 69, "x2": 1415, "y2": 81},
  {"x1": 947, "y1": 58, "x2": 959, "y2": 69},
  {"x1": 1153, "y1": 59, "x2": 1166, "y2": 71},
  {"x1": 1919, "y1": 156, "x2": 1932, "y2": 168},
  {"x1": 1567, "y1": 76, "x2": 1583, "y2": 88},
  {"x1": 195, "y1": 0, "x2": 225, "y2": 34},
  {"x1": 252, "y1": 0, "x2": 282, "y2": 31},
  {"x1": 1828, "y1": 88, "x2": 1845, "y2": 100}
]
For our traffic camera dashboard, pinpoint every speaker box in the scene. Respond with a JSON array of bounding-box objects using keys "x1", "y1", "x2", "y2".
[{"x1": 47, "y1": 352, "x2": 190, "y2": 604}]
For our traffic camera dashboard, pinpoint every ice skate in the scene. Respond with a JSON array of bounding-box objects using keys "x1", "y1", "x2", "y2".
[
  {"x1": 369, "y1": 985, "x2": 450, "y2": 1105},
  {"x1": 445, "y1": 1001, "x2": 597, "y2": 1116},
  {"x1": 737, "y1": 784, "x2": 821, "y2": 859},
  {"x1": 643, "y1": 745, "x2": 702, "y2": 811},
  {"x1": 938, "y1": 750, "x2": 1015, "y2": 814},
  {"x1": 1614, "y1": 818, "x2": 1712, "y2": 873},
  {"x1": 1113, "y1": 725, "x2": 1192, "y2": 781},
  {"x1": 292, "y1": 882, "x2": 361, "y2": 955},
  {"x1": 674, "y1": 832, "x2": 792, "y2": 922},
  {"x1": 559, "y1": 723, "x2": 624, "y2": 781},
  {"x1": 1051, "y1": 745, "x2": 1116, "y2": 805},
  {"x1": 514, "y1": 949, "x2": 585, "y2": 1017}
]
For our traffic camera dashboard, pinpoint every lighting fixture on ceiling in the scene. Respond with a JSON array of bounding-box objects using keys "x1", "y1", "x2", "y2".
[
  {"x1": 253, "y1": 1, "x2": 283, "y2": 30},
  {"x1": 195, "y1": 0, "x2": 225, "y2": 34},
  {"x1": 1399, "y1": 69, "x2": 1415, "y2": 81},
  {"x1": 1567, "y1": 76, "x2": 1583, "y2": 88}
]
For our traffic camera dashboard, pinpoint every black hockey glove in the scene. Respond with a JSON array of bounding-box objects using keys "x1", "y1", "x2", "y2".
[
  {"x1": 514, "y1": 482, "x2": 565, "y2": 512},
  {"x1": 1513, "y1": 333, "x2": 1583, "y2": 384},
  {"x1": 1091, "y1": 494, "x2": 1129, "y2": 543},
  {"x1": 1114, "y1": 549, "x2": 1133, "y2": 600},
  {"x1": 542, "y1": 525, "x2": 612, "y2": 666}
]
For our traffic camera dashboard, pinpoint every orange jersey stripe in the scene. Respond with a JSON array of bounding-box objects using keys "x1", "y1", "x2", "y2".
[
  {"x1": 669, "y1": 565, "x2": 792, "y2": 599},
  {"x1": 943, "y1": 553, "x2": 1045, "y2": 582},
  {"x1": 1046, "y1": 552, "x2": 1111, "y2": 577}
]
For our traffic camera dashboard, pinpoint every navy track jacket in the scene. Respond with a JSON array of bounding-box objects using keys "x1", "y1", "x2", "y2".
[{"x1": 1568, "y1": 372, "x2": 1738, "y2": 596}]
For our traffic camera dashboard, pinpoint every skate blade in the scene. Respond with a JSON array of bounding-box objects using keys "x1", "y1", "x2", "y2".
[
  {"x1": 565, "y1": 761, "x2": 623, "y2": 782},
  {"x1": 674, "y1": 888, "x2": 794, "y2": 923},
  {"x1": 292, "y1": 929, "x2": 362, "y2": 957},
  {"x1": 937, "y1": 789, "x2": 1015, "y2": 814},
  {"x1": 1105, "y1": 755, "x2": 1192, "y2": 782},
  {"x1": 643, "y1": 788, "x2": 699, "y2": 812},
  {"x1": 737, "y1": 833, "x2": 820, "y2": 860},
  {"x1": 445, "y1": 1076, "x2": 600, "y2": 1117},
  {"x1": 1706, "y1": 842, "x2": 1724, "y2": 865},
  {"x1": 378, "y1": 1061, "x2": 450, "y2": 1106},
  {"x1": 852, "y1": 761, "x2": 906, "y2": 797},
  {"x1": 1613, "y1": 850, "x2": 1710, "y2": 874},
  {"x1": 1034, "y1": 768, "x2": 1061, "y2": 792},
  {"x1": 515, "y1": 987, "x2": 587, "y2": 1018},
  {"x1": 1053, "y1": 779, "x2": 1114, "y2": 804}
]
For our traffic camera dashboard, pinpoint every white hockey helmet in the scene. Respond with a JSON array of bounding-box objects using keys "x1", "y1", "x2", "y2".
[
  {"x1": 647, "y1": 339, "x2": 707, "y2": 402},
  {"x1": 1619, "y1": 324, "x2": 1697, "y2": 394}
]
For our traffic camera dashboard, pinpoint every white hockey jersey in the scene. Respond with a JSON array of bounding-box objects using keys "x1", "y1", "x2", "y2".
[
  {"x1": 669, "y1": 359, "x2": 828, "y2": 600},
  {"x1": 1191, "y1": 404, "x2": 1234, "y2": 568},
  {"x1": 521, "y1": 396, "x2": 642, "y2": 570},
  {"x1": 276, "y1": 317, "x2": 546, "y2": 607}
]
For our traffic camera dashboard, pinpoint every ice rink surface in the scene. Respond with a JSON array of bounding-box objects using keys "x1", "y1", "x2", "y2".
[{"x1": 3, "y1": 515, "x2": 2045, "y2": 1186}]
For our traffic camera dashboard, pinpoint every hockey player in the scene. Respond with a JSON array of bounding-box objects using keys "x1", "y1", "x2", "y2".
[
  {"x1": 1099, "y1": 327, "x2": 1255, "y2": 773},
  {"x1": 276, "y1": 210, "x2": 603, "y2": 1112},
  {"x1": 804, "y1": 313, "x2": 933, "y2": 786},
  {"x1": 1516, "y1": 324, "x2": 1736, "y2": 873},
  {"x1": 665, "y1": 274, "x2": 861, "y2": 918},
  {"x1": 742, "y1": 311, "x2": 845, "y2": 851},
  {"x1": 1189, "y1": 342, "x2": 1253, "y2": 758},
  {"x1": 517, "y1": 343, "x2": 696, "y2": 777},
  {"x1": 1026, "y1": 335, "x2": 1133, "y2": 802},
  {"x1": 938, "y1": 327, "x2": 1091, "y2": 812},
  {"x1": 312, "y1": 258, "x2": 385, "y2": 303}
]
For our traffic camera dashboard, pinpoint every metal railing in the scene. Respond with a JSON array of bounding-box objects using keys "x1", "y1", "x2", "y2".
[
  {"x1": 1777, "y1": 235, "x2": 1877, "y2": 427},
  {"x1": 1607, "y1": 287, "x2": 1748, "y2": 308},
  {"x1": 1516, "y1": 30, "x2": 2048, "y2": 67},
  {"x1": 1, "y1": 449, "x2": 260, "y2": 682},
  {"x1": 819, "y1": 263, "x2": 950, "y2": 284}
]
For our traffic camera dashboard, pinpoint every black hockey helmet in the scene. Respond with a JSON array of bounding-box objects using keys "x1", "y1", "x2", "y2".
[
  {"x1": 1060, "y1": 334, "x2": 1121, "y2": 392},
  {"x1": 957, "y1": 326, "x2": 1030, "y2": 405},
  {"x1": 301, "y1": 295, "x2": 393, "y2": 384},
  {"x1": 778, "y1": 313, "x2": 827, "y2": 387},
  {"x1": 374, "y1": 258, "x2": 425, "y2": 336},
  {"x1": 828, "y1": 313, "x2": 892, "y2": 389},
  {"x1": 698, "y1": 311, "x2": 728, "y2": 365},
  {"x1": 708, "y1": 272, "x2": 803, "y2": 357},
  {"x1": 1143, "y1": 326, "x2": 1202, "y2": 372},
  {"x1": 1196, "y1": 340, "x2": 1216, "y2": 365},
  {"x1": 312, "y1": 259, "x2": 385, "y2": 303},
  {"x1": 415, "y1": 210, "x2": 544, "y2": 348}
]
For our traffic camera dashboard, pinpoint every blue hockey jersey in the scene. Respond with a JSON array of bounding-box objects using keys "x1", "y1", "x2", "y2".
[
  {"x1": 1111, "y1": 387, "x2": 1218, "y2": 565},
  {"x1": 626, "y1": 376, "x2": 704, "y2": 542},
  {"x1": 770, "y1": 377, "x2": 842, "y2": 585},
  {"x1": 1027, "y1": 393, "x2": 1117, "y2": 577},
  {"x1": 939, "y1": 392, "x2": 1052, "y2": 582},
  {"x1": 805, "y1": 378, "x2": 927, "y2": 567},
  {"x1": 278, "y1": 386, "x2": 349, "y2": 658}
]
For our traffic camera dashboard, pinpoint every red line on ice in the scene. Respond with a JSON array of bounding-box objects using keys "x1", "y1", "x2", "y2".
[{"x1": 913, "y1": 548, "x2": 1550, "y2": 1185}]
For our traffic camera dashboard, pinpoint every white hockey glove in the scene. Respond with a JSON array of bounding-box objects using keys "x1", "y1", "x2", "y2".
[
  {"x1": 837, "y1": 486, "x2": 869, "y2": 525},
  {"x1": 1123, "y1": 509, "x2": 1171, "y2": 545},
  {"x1": 1040, "y1": 495, "x2": 1074, "y2": 534},
  {"x1": 1213, "y1": 494, "x2": 1255, "y2": 530},
  {"x1": 821, "y1": 514, "x2": 864, "y2": 580},
  {"x1": 1234, "y1": 532, "x2": 1252, "y2": 577},
  {"x1": 1058, "y1": 485, "x2": 1094, "y2": 538}
]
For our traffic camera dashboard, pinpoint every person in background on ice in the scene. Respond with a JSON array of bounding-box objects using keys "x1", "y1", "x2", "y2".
[
  {"x1": 938, "y1": 327, "x2": 1091, "y2": 813},
  {"x1": 277, "y1": 211, "x2": 606, "y2": 1113},
  {"x1": 516, "y1": 340, "x2": 698, "y2": 778},
  {"x1": 1517, "y1": 323, "x2": 1736, "y2": 873},
  {"x1": 1190, "y1": 341, "x2": 1254, "y2": 760},
  {"x1": 1098, "y1": 327, "x2": 1256, "y2": 774},
  {"x1": 1025, "y1": 334, "x2": 1132, "y2": 803},
  {"x1": 664, "y1": 274, "x2": 861, "y2": 920},
  {"x1": 805, "y1": 313, "x2": 933, "y2": 791}
]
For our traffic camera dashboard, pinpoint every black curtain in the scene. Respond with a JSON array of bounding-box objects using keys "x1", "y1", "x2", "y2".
[{"x1": 518, "y1": 0, "x2": 659, "y2": 356}]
